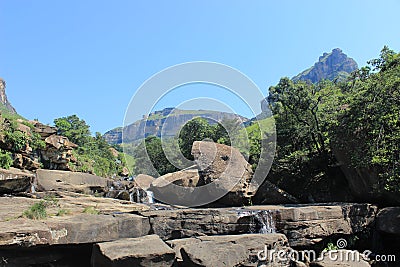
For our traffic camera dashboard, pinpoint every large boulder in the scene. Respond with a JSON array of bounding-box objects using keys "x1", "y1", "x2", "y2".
[
  {"x1": 0, "y1": 167, "x2": 34, "y2": 193},
  {"x1": 252, "y1": 180, "x2": 299, "y2": 205},
  {"x1": 167, "y1": 233, "x2": 291, "y2": 267},
  {"x1": 376, "y1": 207, "x2": 400, "y2": 235},
  {"x1": 149, "y1": 169, "x2": 200, "y2": 205},
  {"x1": 191, "y1": 141, "x2": 255, "y2": 206},
  {"x1": 333, "y1": 146, "x2": 400, "y2": 205},
  {"x1": 35, "y1": 169, "x2": 111, "y2": 194},
  {"x1": 134, "y1": 174, "x2": 155, "y2": 190},
  {"x1": 91, "y1": 235, "x2": 175, "y2": 267}
]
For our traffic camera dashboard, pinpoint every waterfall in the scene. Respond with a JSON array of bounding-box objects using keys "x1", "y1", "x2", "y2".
[
  {"x1": 256, "y1": 210, "x2": 276, "y2": 234},
  {"x1": 145, "y1": 190, "x2": 154, "y2": 204},
  {"x1": 136, "y1": 188, "x2": 141, "y2": 203},
  {"x1": 236, "y1": 209, "x2": 276, "y2": 234},
  {"x1": 129, "y1": 191, "x2": 135, "y2": 203}
]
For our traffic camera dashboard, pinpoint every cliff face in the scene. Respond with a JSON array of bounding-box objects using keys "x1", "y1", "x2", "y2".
[
  {"x1": 0, "y1": 78, "x2": 17, "y2": 114},
  {"x1": 104, "y1": 108, "x2": 248, "y2": 144},
  {"x1": 292, "y1": 48, "x2": 358, "y2": 83},
  {"x1": 261, "y1": 48, "x2": 358, "y2": 113}
]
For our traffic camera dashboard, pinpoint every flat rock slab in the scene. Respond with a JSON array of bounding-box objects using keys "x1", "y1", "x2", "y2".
[
  {"x1": 167, "y1": 233, "x2": 291, "y2": 267},
  {"x1": 140, "y1": 203, "x2": 377, "y2": 247},
  {"x1": 140, "y1": 208, "x2": 254, "y2": 240},
  {"x1": 0, "y1": 194, "x2": 150, "y2": 247},
  {"x1": 35, "y1": 169, "x2": 111, "y2": 194},
  {"x1": 0, "y1": 168, "x2": 34, "y2": 194},
  {"x1": 91, "y1": 234, "x2": 175, "y2": 267}
]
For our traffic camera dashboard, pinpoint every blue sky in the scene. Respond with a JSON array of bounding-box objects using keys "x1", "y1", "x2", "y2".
[{"x1": 1, "y1": 0, "x2": 399, "y2": 134}]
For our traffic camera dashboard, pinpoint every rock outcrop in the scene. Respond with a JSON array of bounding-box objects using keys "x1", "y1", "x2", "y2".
[
  {"x1": 0, "y1": 78, "x2": 17, "y2": 114},
  {"x1": 0, "y1": 167, "x2": 34, "y2": 194},
  {"x1": 292, "y1": 48, "x2": 358, "y2": 83},
  {"x1": 35, "y1": 169, "x2": 110, "y2": 194},
  {"x1": 168, "y1": 234, "x2": 291, "y2": 266},
  {"x1": 192, "y1": 141, "x2": 255, "y2": 206},
  {"x1": 91, "y1": 235, "x2": 175, "y2": 267}
]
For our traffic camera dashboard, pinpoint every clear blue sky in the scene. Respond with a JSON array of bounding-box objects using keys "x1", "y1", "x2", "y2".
[{"x1": 1, "y1": 0, "x2": 399, "y2": 134}]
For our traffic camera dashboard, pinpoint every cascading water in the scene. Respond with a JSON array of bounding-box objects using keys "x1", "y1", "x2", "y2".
[
  {"x1": 145, "y1": 190, "x2": 154, "y2": 204},
  {"x1": 236, "y1": 209, "x2": 276, "y2": 234}
]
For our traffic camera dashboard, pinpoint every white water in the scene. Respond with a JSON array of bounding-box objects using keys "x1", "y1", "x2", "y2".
[
  {"x1": 237, "y1": 209, "x2": 276, "y2": 234},
  {"x1": 145, "y1": 190, "x2": 154, "y2": 204},
  {"x1": 129, "y1": 188, "x2": 155, "y2": 204}
]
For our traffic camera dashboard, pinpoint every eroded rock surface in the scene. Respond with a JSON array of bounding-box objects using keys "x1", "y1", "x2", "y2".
[
  {"x1": 192, "y1": 141, "x2": 255, "y2": 206},
  {"x1": 91, "y1": 235, "x2": 175, "y2": 267}
]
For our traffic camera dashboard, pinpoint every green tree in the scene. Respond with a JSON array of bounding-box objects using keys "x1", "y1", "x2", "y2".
[
  {"x1": 54, "y1": 115, "x2": 90, "y2": 146},
  {"x1": 331, "y1": 47, "x2": 400, "y2": 192},
  {"x1": 133, "y1": 136, "x2": 178, "y2": 176},
  {"x1": 178, "y1": 117, "x2": 215, "y2": 160}
]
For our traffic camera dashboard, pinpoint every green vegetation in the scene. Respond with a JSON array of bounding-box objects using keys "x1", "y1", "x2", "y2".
[
  {"x1": 82, "y1": 206, "x2": 100, "y2": 215},
  {"x1": 54, "y1": 115, "x2": 129, "y2": 177},
  {"x1": 0, "y1": 149, "x2": 13, "y2": 169},
  {"x1": 330, "y1": 46, "x2": 400, "y2": 192},
  {"x1": 266, "y1": 46, "x2": 400, "y2": 197},
  {"x1": 56, "y1": 208, "x2": 69, "y2": 216},
  {"x1": 23, "y1": 201, "x2": 48, "y2": 220}
]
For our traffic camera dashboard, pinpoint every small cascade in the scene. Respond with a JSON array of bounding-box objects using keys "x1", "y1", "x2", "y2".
[
  {"x1": 236, "y1": 209, "x2": 276, "y2": 234},
  {"x1": 129, "y1": 191, "x2": 135, "y2": 203},
  {"x1": 145, "y1": 190, "x2": 154, "y2": 204},
  {"x1": 136, "y1": 188, "x2": 141, "y2": 203},
  {"x1": 256, "y1": 210, "x2": 276, "y2": 234}
]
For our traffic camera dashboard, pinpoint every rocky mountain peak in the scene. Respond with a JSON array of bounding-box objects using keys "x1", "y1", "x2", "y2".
[
  {"x1": 0, "y1": 78, "x2": 17, "y2": 114},
  {"x1": 292, "y1": 48, "x2": 358, "y2": 83}
]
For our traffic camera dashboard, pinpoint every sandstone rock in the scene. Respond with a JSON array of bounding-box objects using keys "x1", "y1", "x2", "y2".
[
  {"x1": 140, "y1": 208, "x2": 255, "y2": 240},
  {"x1": 149, "y1": 169, "x2": 200, "y2": 205},
  {"x1": 333, "y1": 146, "x2": 400, "y2": 204},
  {"x1": 134, "y1": 174, "x2": 155, "y2": 190},
  {"x1": 120, "y1": 166, "x2": 130, "y2": 177},
  {"x1": 41, "y1": 135, "x2": 77, "y2": 170},
  {"x1": 91, "y1": 235, "x2": 175, "y2": 267},
  {"x1": 191, "y1": 141, "x2": 255, "y2": 206},
  {"x1": 376, "y1": 207, "x2": 400, "y2": 235},
  {"x1": 0, "y1": 195, "x2": 150, "y2": 247},
  {"x1": 13, "y1": 153, "x2": 41, "y2": 170},
  {"x1": 44, "y1": 135, "x2": 77, "y2": 150},
  {"x1": 0, "y1": 167, "x2": 34, "y2": 193},
  {"x1": 35, "y1": 169, "x2": 110, "y2": 194},
  {"x1": 31, "y1": 121, "x2": 57, "y2": 138},
  {"x1": 310, "y1": 250, "x2": 370, "y2": 267},
  {"x1": 252, "y1": 180, "x2": 299, "y2": 205},
  {"x1": 167, "y1": 233, "x2": 290, "y2": 267},
  {"x1": 248, "y1": 203, "x2": 377, "y2": 247},
  {"x1": 109, "y1": 147, "x2": 119, "y2": 157}
]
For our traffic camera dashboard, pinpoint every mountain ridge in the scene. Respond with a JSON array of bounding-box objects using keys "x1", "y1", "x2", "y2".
[{"x1": 104, "y1": 108, "x2": 248, "y2": 144}]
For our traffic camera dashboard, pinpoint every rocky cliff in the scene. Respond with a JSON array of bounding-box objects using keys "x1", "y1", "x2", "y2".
[
  {"x1": 0, "y1": 78, "x2": 17, "y2": 114},
  {"x1": 104, "y1": 108, "x2": 248, "y2": 144},
  {"x1": 261, "y1": 48, "x2": 358, "y2": 113},
  {"x1": 292, "y1": 48, "x2": 358, "y2": 83}
]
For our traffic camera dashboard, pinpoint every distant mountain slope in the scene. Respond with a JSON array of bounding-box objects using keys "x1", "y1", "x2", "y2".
[
  {"x1": 261, "y1": 48, "x2": 358, "y2": 113},
  {"x1": 104, "y1": 108, "x2": 248, "y2": 144},
  {"x1": 292, "y1": 48, "x2": 358, "y2": 83},
  {"x1": 0, "y1": 78, "x2": 17, "y2": 115}
]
